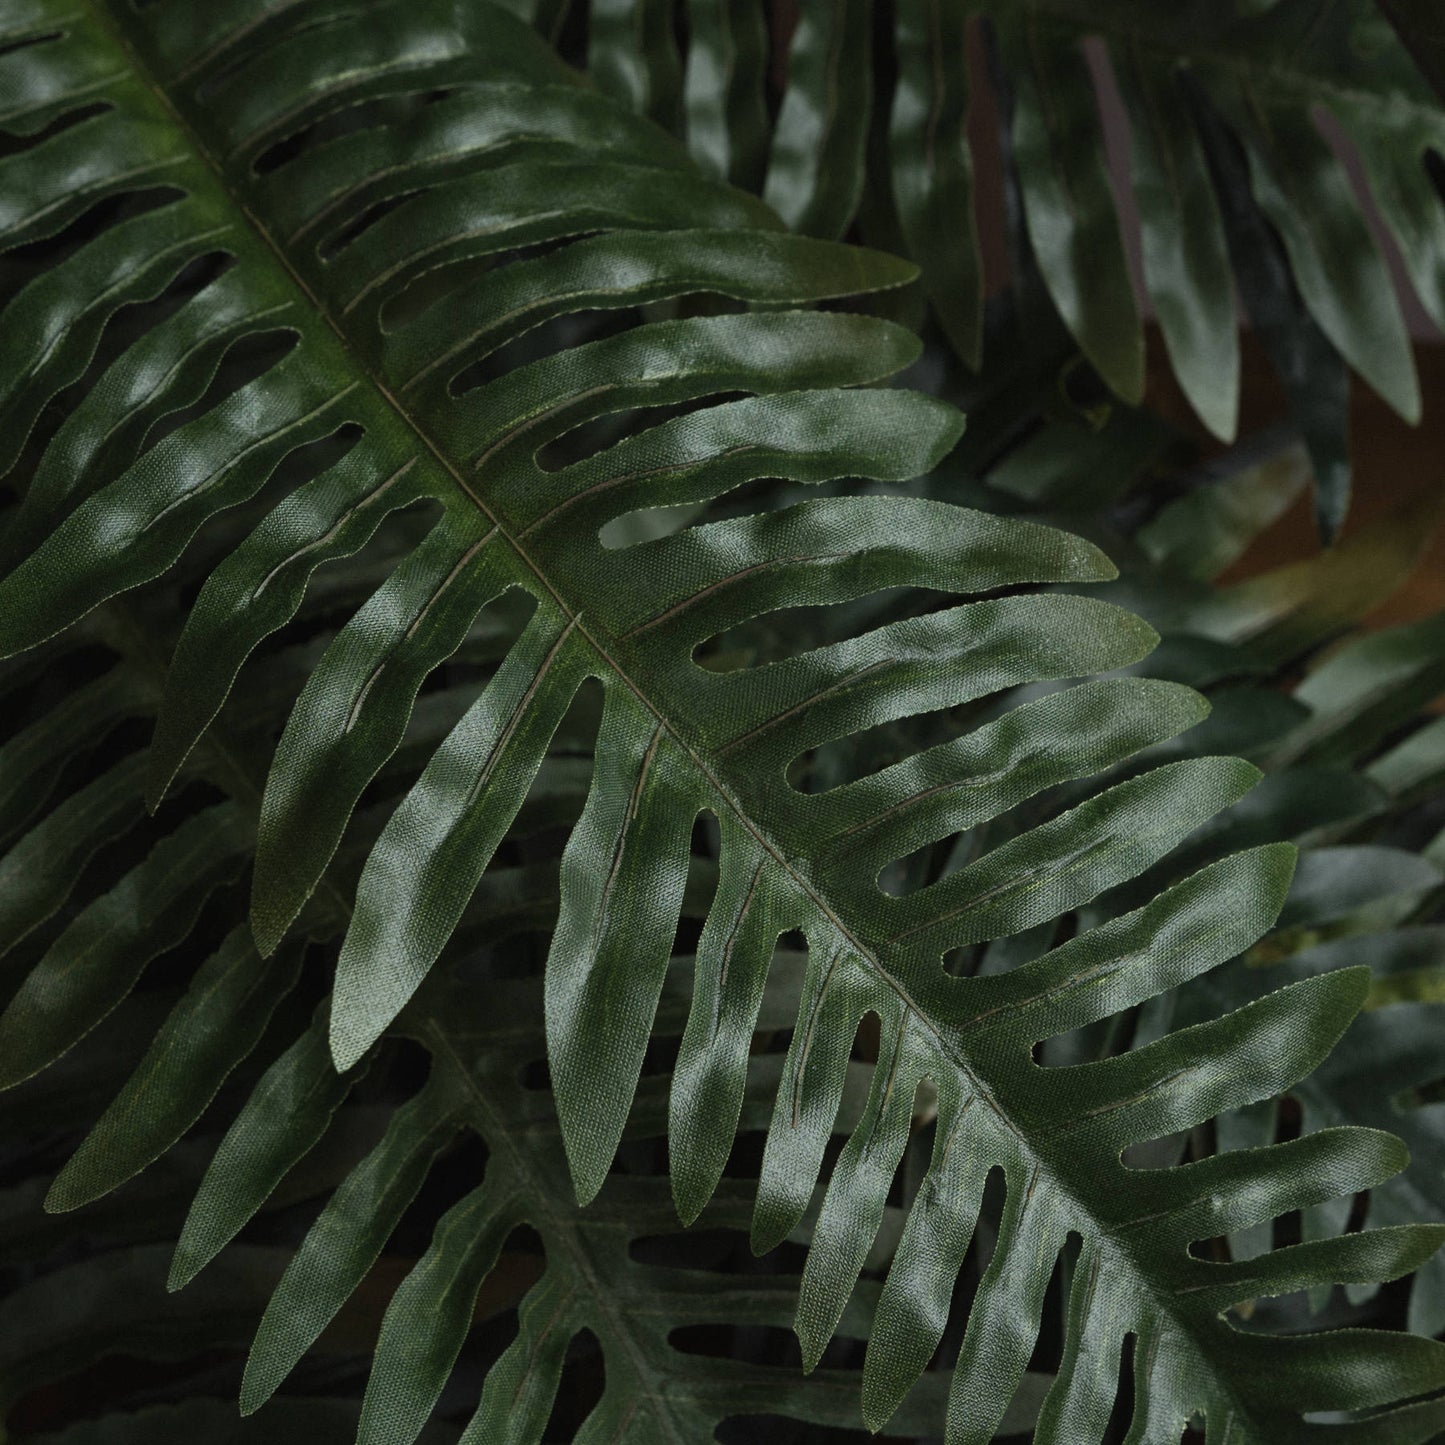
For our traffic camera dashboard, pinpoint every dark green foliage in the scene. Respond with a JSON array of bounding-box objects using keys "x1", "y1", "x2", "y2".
[
  {"x1": 584, "y1": 0, "x2": 1445, "y2": 533},
  {"x1": 0, "y1": 3, "x2": 1443, "y2": 1444}
]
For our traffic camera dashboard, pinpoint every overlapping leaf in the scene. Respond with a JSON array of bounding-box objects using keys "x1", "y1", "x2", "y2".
[
  {"x1": 570, "y1": 0, "x2": 1444, "y2": 532},
  {"x1": 1, "y1": 3, "x2": 1444, "y2": 1442},
  {"x1": 232, "y1": 954, "x2": 1049, "y2": 1445},
  {"x1": 10, "y1": 815, "x2": 1045, "y2": 1442},
  {"x1": 1019, "y1": 416, "x2": 1445, "y2": 1342}
]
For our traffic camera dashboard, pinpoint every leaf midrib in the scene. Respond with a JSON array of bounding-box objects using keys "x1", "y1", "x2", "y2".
[
  {"x1": 420, "y1": 1018, "x2": 691, "y2": 1441},
  {"x1": 76, "y1": 25, "x2": 719, "y2": 1435},
  {"x1": 89, "y1": 4, "x2": 1262, "y2": 1434},
  {"x1": 83, "y1": 0, "x2": 950, "y2": 1039}
]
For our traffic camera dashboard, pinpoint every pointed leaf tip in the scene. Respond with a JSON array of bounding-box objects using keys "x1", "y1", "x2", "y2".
[
  {"x1": 249, "y1": 900, "x2": 287, "y2": 961},
  {"x1": 41, "y1": 1176, "x2": 73, "y2": 1215},
  {"x1": 1334, "y1": 963, "x2": 1372, "y2": 1013},
  {"x1": 1258, "y1": 839, "x2": 1300, "y2": 909},
  {"x1": 671, "y1": 1181, "x2": 707, "y2": 1229},
  {"x1": 166, "y1": 1254, "x2": 194, "y2": 1294},
  {"x1": 564, "y1": 1137, "x2": 609, "y2": 1209},
  {"x1": 144, "y1": 755, "x2": 178, "y2": 818},
  {"x1": 43, "y1": 1159, "x2": 108, "y2": 1215},
  {"x1": 855, "y1": 247, "x2": 920, "y2": 291},
  {"x1": 750, "y1": 1212, "x2": 790, "y2": 1259},
  {"x1": 328, "y1": 1015, "x2": 370, "y2": 1076},
  {"x1": 796, "y1": 1322, "x2": 827, "y2": 1376},
  {"x1": 861, "y1": 1384, "x2": 894, "y2": 1437}
]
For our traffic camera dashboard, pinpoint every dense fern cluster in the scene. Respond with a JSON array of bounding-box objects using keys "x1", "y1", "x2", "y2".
[
  {"x1": 583, "y1": 0, "x2": 1445, "y2": 535},
  {"x1": 1, "y1": 2, "x2": 1444, "y2": 1443}
]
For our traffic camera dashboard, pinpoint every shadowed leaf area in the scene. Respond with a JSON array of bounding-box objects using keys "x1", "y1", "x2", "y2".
[{"x1": 0, "y1": 2, "x2": 1443, "y2": 1444}]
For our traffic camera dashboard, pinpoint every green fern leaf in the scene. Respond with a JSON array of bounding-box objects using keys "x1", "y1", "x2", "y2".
[
  {"x1": 1, "y1": 3, "x2": 1443, "y2": 1441},
  {"x1": 237, "y1": 947, "x2": 1056, "y2": 1444},
  {"x1": 592, "y1": 0, "x2": 1444, "y2": 530}
]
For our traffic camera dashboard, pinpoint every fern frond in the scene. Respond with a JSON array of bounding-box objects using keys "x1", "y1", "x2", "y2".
[
  {"x1": 1179, "y1": 917, "x2": 1445, "y2": 1339},
  {"x1": 2, "y1": 4, "x2": 1443, "y2": 1442},
  {"x1": 589, "y1": 0, "x2": 1444, "y2": 532}
]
